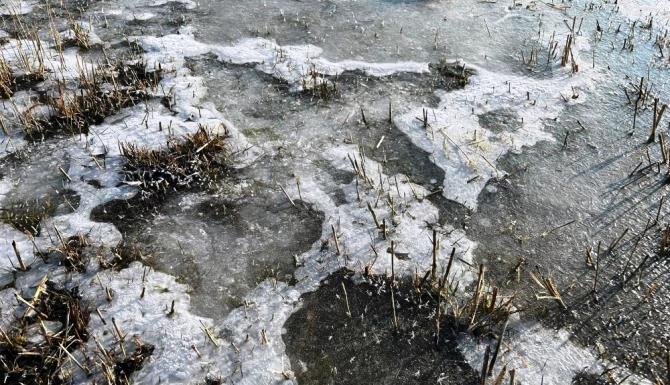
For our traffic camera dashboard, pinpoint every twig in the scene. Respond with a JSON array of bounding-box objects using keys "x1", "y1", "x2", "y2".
[
  {"x1": 279, "y1": 184, "x2": 295, "y2": 207},
  {"x1": 341, "y1": 282, "x2": 352, "y2": 318}
]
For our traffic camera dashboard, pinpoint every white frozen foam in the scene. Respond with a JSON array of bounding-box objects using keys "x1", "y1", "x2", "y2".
[
  {"x1": 459, "y1": 319, "x2": 655, "y2": 385},
  {"x1": 616, "y1": 0, "x2": 670, "y2": 27}
]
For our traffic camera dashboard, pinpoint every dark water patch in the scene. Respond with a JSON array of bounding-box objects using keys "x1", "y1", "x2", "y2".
[
  {"x1": 134, "y1": 193, "x2": 324, "y2": 319},
  {"x1": 283, "y1": 269, "x2": 481, "y2": 385},
  {"x1": 0, "y1": 189, "x2": 80, "y2": 236},
  {"x1": 90, "y1": 193, "x2": 160, "y2": 236},
  {"x1": 478, "y1": 108, "x2": 523, "y2": 134}
]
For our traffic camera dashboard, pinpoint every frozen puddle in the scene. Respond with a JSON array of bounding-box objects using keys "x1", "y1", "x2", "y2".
[
  {"x1": 0, "y1": 0, "x2": 668, "y2": 384},
  {"x1": 138, "y1": 30, "x2": 430, "y2": 90},
  {"x1": 92, "y1": 189, "x2": 325, "y2": 319},
  {"x1": 395, "y1": 48, "x2": 595, "y2": 209}
]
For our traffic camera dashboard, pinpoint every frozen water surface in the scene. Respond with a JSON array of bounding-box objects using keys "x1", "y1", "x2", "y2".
[
  {"x1": 94, "y1": 188, "x2": 325, "y2": 320},
  {"x1": 1, "y1": 0, "x2": 670, "y2": 384}
]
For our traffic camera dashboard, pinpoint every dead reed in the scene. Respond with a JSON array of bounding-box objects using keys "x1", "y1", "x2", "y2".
[
  {"x1": 301, "y1": 66, "x2": 339, "y2": 101},
  {"x1": 27, "y1": 61, "x2": 162, "y2": 141},
  {"x1": 0, "y1": 56, "x2": 12, "y2": 98},
  {"x1": 430, "y1": 59, "x2": 474, "y2": 88},
  {"x1": 120, "y1": 125, "x2": 230, "y2": 196},
  {"x1": 0, "y1": 279, "x2": 90, "y2": 384},
  {"x1": 41, "y1": 233, "x2": 91, "y2": 273}
]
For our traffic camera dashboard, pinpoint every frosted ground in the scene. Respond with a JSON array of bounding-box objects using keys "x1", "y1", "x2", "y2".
[{"x1": 1, "y1": 0, "x2": 670, "y2": 384}]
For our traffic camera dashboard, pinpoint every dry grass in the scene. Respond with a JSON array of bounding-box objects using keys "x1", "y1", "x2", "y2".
[
  {"x1": 69, "y1": 22, "x2": 91, "y2": 50},
  {"x1": 0, "y1": 279, "x2": 90, "y2": 384},
  {"x1": 42, "y1": 234, "x2": 91, "y2": 273},
  {"x1": 406, "y1": 258, "x2": 514, "y2": 337},
  {"x1": 102, "y1": 337, "x2": 155, "y2": 385},
  {"x1": 24, "y1": 61, "x2": 162, "y2": 141},
  {"x1": 0, "y1": 249, "x2": 155, "y2": 384},
  {"x1": 0, "y1": 59, "x2": 46, "y2": 101},
  {"x1": 442, "y1": 265, "x2": 515, "y2": 336},
  {"x1": 120, "y1": 125, "x2": 231, "y2": 195},
  {"x1": 101, "y1": 242, "x2": 148, "y2": 270},
  {"x1": 660, "y1": 225, "x2": 670, "y2": 257},
  {"x1": 13, "y1": 34, "x2": 47, "y2": 81},
  {"x1": 0, "y1": 25, "x2": 161, "y2": 139},
  {"x1": 301, "y1": 66, "x2": 339, "y2": 101},
  {"x1": 530, "y1": 271, "x2": 567, "y2": 309},
  {"x1": 0, "y1": 56, "x2": 12, "y2": 98},
  {"x1": 430, "y1": 59, "x2": 475, "y2": 88}
]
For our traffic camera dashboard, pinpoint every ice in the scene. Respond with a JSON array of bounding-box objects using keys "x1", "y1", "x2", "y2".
[
  {"x1": 395, "y1": 33, "x2": 597, "y2": 209},
  {"x1": 83, "y1": 262, "x2": 218, "y2": 384},
  {"x1": 616, "y1": 0, "x2": 670, "y2": 27},
  {"x1": 459, "y1": 320, "x2": 655, "y2": 385},
  {"x1": 0, "y1": 0, "x2": 667, "y2": 383},
  {"x1": 0, "y1": 0, "x2": 36, "y2": 16},
  {"x1": 139, "y1": 31, "x2": 428, "y2": 91}
]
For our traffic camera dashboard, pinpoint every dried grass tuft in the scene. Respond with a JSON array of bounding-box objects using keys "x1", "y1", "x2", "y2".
[
  {"x1": 120, "y1": 125, "x2": 231, "y2": 196},
  {"x1": 530, "y1": 271, "x2": 567, "y2": 309},
  {"x1": 43, "y1": 234, "x2": 91, "y2": 273},
  {"x1": 0, "y1": 279, "x2": 90, "y2": 384},
  {"x1": 22, "y1": 61, "x2": 161, "y2": 141},
  {"x1": 430, "y1": 59, "x2": 475, "y2": 88},
  {"x1": 0, "y1": 56, "x2": 12, "y2": 98}
]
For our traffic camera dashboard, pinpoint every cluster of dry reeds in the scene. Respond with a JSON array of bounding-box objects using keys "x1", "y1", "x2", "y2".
[
  {"x1": 0, "y1": 14, "x2": 49, "y2": 100},
  {"x1": 42, "y1": 233, "x2": 91, "y2": 273},
  {"x1": 301, "y1": 66, "x2": 339, "y2": 101},
  {"x1": 340, "y1": 144, "x2": 551, "y2": 385},
  {"x1": 120, "y1": 125, "x2": 231, "y2": 196},
  {"x1": 0, "y1": 9, "x2": 168, "y2": 385},
  {"x1": 0, "y1": 278, "x2": 90, "y2": 383},
  {"x1": 0, "y1": 11, "x2": 162, "y2": 140},
  {"x1": 1, "y1": 238, "x2": 156, "y2": 384},
  {"x1": 430, "y1": 59, "x2": 474, "y2": 88},
  {"x1": 520, "y1": 16, "x2": 585, "y2": 74},
  {"x1": 25, "y1": 61, "x2": 162, "y2": 141},
  {"x1": 102, "y1": 242, "x2": 148, "y2": 271},
  {"x1": 357, "y1": 259, "x2": 516, "y2": 383},
  {"x1": 0, "y1": 56, "x2": 13, "y2": 98},
  {"x1": 66, "y1": 21, "x2": 92, "y2": 50}
]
